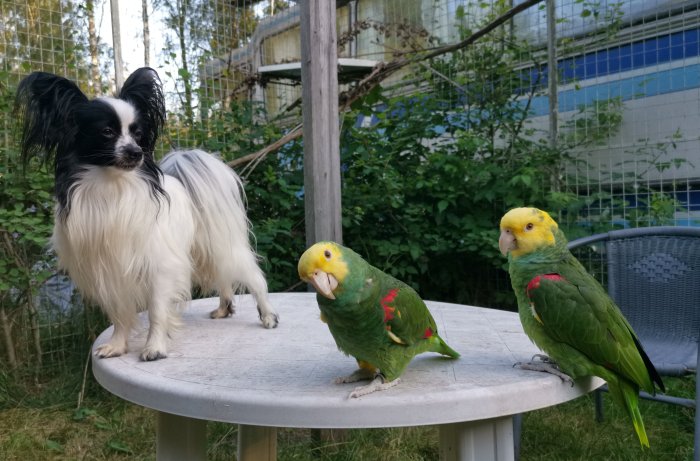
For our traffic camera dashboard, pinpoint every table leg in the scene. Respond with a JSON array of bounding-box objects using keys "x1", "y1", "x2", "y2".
[
  {"x1": 237, "y1": 424, "x2": 277, "y2": 461},
  {"x1": 439, "y1": 416, "x2": 514, "y2": 461},
  {"x1": 156, "y1": 412, "x2": 207, "y2": 461}
]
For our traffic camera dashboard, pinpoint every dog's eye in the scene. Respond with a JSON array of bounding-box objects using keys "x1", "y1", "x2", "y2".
[
  {"x1": 102, "y1": 127, "x2": 116, "y2": 139},
  {"x1": 132, "y1": 128, "x2": 143, "y2": 141}
]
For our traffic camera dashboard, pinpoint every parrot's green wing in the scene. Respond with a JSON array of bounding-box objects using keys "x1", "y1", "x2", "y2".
[
  {"x1": 374, "y1": 278, "x2": 438, "y2": 347},
  {"x1": 525, "y1": 268, "x2": 662, "y2": 394}
]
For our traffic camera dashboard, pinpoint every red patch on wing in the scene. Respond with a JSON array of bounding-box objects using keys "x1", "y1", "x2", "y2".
[
  {"x1": 423, "y1": 327, "x2": 434, "y2": 339},
  {"x1": 526, "y1": 274, "x2": 565, "y2": 299},
  {"x1": 381, "y1": 289, "x2": 399, "y2": 322}
]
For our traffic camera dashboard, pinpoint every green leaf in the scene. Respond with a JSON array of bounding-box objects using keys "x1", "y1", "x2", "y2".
[
  {"x1": 409, "y1": 244, "x2": 421, "y2": 261},
  {"x1": 73, "y1": 407, "x2": 98, "y2": 421},
  {"x1": 107, "y1": 440, "x2": 133, "y2": 454},
  {"x1": 45, "y1": 440, "x2": 63, "y2": 453}
]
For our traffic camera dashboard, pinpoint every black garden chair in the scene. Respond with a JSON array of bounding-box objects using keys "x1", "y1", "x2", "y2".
[{"x1": 568, "y1": 226, "x2": 700, "y2": 456}]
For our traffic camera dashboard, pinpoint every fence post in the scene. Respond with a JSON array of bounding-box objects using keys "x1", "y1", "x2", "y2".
[
  {"x1": 300, "y1": 0, "x2": 343, "y2": 247},
  {"x1": 546, "y1": 0, "x2": 561, "y2": 209},
  {"x1": 546, "y1": 0, "x2": 557, "y2": 149}
]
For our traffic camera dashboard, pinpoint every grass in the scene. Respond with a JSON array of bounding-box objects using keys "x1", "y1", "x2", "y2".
[{"x1": 0, "y1": 373, "x2": 694, "y2": 460}]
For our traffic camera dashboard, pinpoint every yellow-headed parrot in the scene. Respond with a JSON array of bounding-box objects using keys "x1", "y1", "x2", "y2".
[
  {"x1": 298, "y1": 241, "x2": 459, "y2": 398},
  {"x1": 499, "y1": 207, "x2": 664, "y2": 447}
]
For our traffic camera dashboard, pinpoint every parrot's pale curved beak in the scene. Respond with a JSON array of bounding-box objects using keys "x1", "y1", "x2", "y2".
[
  {"x1": 499, "y1": 229, "x2": 516, "y2": 255},
  {"x1": 309, "y1": 269, "x2": 338, "y2": 299}
]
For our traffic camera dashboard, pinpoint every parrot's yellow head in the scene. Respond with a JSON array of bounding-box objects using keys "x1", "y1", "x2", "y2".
[
  {"x1": 297, "y1": 241, "x2": 349, "y2": 299},
  {"x1": 499, "y1": 207, "x2": 559, "y2": 259}
]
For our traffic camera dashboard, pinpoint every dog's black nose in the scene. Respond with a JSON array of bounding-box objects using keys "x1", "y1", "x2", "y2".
[
  {"x1": 123, "y1": 145, "x2": 143, "y2": 162},
  {"x1": 116, "y1": 144, "x2": 144, "y2": 169}
]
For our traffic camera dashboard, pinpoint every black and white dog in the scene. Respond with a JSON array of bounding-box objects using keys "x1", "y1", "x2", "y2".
[{"x1": 16, "y1": 67, "x2": 278, "y2": 361}]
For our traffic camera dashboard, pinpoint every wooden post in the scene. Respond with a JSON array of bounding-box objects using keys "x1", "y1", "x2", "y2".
[
  {"x1": 156, "y1": 413, "x2": 206, "y2": 461},
  {"x1": 237, "y1": 425, "x2": 277, "y2": 461},
  {"x1": 300, "y1": 0, "x2": 343, "y2": 247},
  {"x1": 300, "y1": 0, "x2": 345, "y2": 445},
  {"x1": 110, "y1": 0, "x2": 125, "y2": 89}
]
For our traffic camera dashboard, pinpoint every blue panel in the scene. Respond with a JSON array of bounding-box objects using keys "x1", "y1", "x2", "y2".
[
  {"x1": 552, "y1": 27, "x2": 700, "y2": 84},
  {"x1": 632, "y1": 41, "x2": 646, "y2": 68},
  {"x1": 528, "y1": 64, "x2": 700, "y2": 116},
  {"x1": 607, "y1": 47, "x2": 621, "y2": 73},
  {"x1": 688, "y1": 190, "x2": 700, "y2": 211}
]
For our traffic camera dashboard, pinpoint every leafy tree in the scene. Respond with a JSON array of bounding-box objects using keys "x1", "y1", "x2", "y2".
[
  {"x1": 0, "y1": 0, "x2": 99, "y2": 369},
  {"x1": 159, "y1": 0, "x2": 259, "y2": 125},
  {"x1": 0, "y1": 89, "x2": 55, "y2": 369}
]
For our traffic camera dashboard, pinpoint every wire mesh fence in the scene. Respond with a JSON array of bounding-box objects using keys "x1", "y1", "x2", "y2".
[{"x1": 1, "y1": 0, "x2": 698, "y2": 379}]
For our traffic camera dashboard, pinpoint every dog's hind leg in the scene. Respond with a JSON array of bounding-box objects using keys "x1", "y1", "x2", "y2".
[
  {"x1": 238, "y1": 254, "x2": 279, "y2": 329},
  {"x1": 210, "y1": 285, "x2": 235, "y2": 319}
]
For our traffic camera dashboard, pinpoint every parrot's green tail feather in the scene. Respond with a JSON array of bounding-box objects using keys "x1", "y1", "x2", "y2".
[
  {"x1": 436, "y1": 336, "x2": 460, "y2": 359},
  {"x1": 609, "y1": 379, "x2": 650, "y2": 448},
  {"x1": 625, "y1": 390, "x2": 650, "y2": 448}
]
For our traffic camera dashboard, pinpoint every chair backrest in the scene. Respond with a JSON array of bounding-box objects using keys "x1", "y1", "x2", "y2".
[{"x1": 568, "y1": 226, "x2": 700, "y2": 375}]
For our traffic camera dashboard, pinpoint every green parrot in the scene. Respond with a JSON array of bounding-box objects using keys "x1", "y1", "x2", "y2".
[
  {"x1": 297, "y1": 241, "x2": 460, "y2": 398},
  {"x1": 499, "y1": 207, "x2": 665, "y2": 447}
]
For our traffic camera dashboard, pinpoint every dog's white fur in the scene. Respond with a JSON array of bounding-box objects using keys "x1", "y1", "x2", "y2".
[
  {"x1": 55, "y1": 145, "x2": 278, "y2": 360},
  {"x1": 55, "y1": 148, "x2": 278, "y2": 361},
  {"x1": 16, "y1": 69, "x2": 278, "y2": 361}
]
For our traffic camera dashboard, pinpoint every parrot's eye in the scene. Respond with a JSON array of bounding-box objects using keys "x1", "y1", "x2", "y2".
[
  {"x1": 323, "y1": 250, "x2": 332, "y2": 259},
  {"x1": 525, "y1": 223, "x2": 534, "y2": 231}
]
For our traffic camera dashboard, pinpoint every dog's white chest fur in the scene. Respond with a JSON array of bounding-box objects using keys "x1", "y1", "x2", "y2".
[{"x1": 52, "y1": 167, "x2": 195, "y2": 315}]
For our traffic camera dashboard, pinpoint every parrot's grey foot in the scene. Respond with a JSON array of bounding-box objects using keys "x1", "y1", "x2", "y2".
[
  {"x1": 348, "y1": 375, "x2": 400, "y2": 398},
  {"x1": 515, "y1": 359, "x2": 574, "y2": 385}
]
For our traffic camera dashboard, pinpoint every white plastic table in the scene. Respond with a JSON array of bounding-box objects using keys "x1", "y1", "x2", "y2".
[{"x1": 92, "y1": 292, "x2": 602, "y2": 461}]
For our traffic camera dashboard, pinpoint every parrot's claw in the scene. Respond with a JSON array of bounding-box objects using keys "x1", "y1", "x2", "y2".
[
  {"x1": 515, "y1": 359, "x2": 574, "y2": 386},
  {"x1": 334, "y1": 367, "x2": 376, "y2": 384},
  {"x1": 348, "y1": 375, "x2": 400, "y2": 398},
  {"x1": 530, "y1": 353, "x2": 554, "y2": 363}
]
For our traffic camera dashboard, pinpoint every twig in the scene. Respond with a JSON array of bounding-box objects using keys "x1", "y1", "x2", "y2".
[
  {"x1": 228, "y1": 124, "x2": 303, "y2": 168},
  {"x1": 77, "y1": 346, "x2": 92, "y2": 409}
]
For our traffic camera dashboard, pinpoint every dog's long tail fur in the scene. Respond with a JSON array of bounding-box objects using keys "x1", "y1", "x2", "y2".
[{"x1": 160, "y1": 150, "x2": 277, "y2": 327}]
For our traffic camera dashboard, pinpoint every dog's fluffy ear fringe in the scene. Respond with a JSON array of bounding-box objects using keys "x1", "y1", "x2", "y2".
[
  {"x1": 14, "y1": 72, "x2": 88, "y2": 168},
  {"x1": 118, "y1": 67, "x2": 166, "y2": 154}
]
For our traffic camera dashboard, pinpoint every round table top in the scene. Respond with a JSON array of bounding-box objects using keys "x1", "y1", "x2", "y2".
[{"x1": 92, "y1": 292, "x2": 602, "y2": 428}]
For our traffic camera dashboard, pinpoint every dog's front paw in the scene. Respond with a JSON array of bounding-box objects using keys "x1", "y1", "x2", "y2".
[
  {"x1": 95, "y1": 342, "x2": 127, "y2": 358},
  {"x1": 140, "y1": 346, "x2": 167, "y2": 361},
  {"x1": 260, "y1": 312, "x2": 279, "y2": 329}
]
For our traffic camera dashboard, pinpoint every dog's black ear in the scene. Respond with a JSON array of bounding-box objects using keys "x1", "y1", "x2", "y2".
[
  {"x1": 119, "y1": 67, "x2": 166, "y2": 153},
  {"x1": 15, "y1": 72, "x2": 89, "y2": 167}
]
